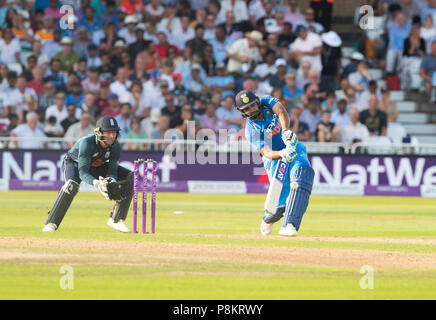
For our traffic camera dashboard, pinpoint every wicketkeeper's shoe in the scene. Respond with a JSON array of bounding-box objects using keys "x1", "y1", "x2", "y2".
[
  {"x1": 107, "y1": 218, "x2": 130, "y2": 233},
  {"x1": 260, "y1": 220, "x2": 273, "y2": 236},
  {"x1": 42, "y1": 223, "x2": 57, "y2": 232},
  {"x1": 278, "y1": 223, "x2": 298, "y2": 237}
]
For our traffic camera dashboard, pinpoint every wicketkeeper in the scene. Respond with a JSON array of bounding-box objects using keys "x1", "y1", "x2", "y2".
[
  {"x1": 42, "y1": 116, "x2": 134, "y2": 233},
  {"x1": 234, "y1": 90, "x2": 314, "y2": 236}
]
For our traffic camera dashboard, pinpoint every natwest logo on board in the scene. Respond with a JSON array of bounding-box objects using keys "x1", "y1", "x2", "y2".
[{"x1": 311, "y1": 156, "x2": 436, "y2": 187}]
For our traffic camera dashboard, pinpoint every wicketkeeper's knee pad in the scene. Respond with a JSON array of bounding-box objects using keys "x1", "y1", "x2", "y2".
[
  {"x1": 282, "y1": 166, "x2": 314, "y2": 230},
  {"x1": 45, "y1": 179, "x2": 80, "y2": 228}
]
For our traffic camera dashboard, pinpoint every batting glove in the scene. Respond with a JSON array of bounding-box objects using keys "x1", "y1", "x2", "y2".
[
  {"x1": 278, "y1": 146, "x2": 297, "y2": 163},
  {"x1": 281, "y1": 129, "x2": 298, "y2": 149}
]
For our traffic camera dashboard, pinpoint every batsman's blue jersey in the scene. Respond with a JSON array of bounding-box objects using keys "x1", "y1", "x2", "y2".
[{"x1": 245, "y1": 95, "x2": 311, "y2": 207}]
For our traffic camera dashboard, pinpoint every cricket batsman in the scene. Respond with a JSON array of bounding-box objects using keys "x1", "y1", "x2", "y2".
[
  {"x1": 234, "y1": 90, "x2": 314, "y2": 236},
  {"x1": 42, "y1": 116, "x2": 134, "y2": 233}
]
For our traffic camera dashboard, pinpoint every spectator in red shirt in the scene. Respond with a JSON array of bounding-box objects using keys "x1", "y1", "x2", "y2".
[
  {"x1": 119, "y1": 0, "x2": 144, "y2": 16},
  {"x1": 26, "y1": 66, "x2": 45, "y2": 95},
  {"x1": 155, "y1": 32, "x2": 180, "y2": 58}
]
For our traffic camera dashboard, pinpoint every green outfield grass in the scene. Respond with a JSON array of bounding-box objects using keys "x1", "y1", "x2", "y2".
[{"x1": 0, "y1": 191, "x2": 435, "y2": 299}]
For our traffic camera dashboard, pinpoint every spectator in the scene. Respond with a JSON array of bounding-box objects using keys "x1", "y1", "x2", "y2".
[
  {"x1": 151, "y1": 114, "x2": 170, "y2": 139},
  {"x1": 340, "y1": 51, "x2": 365, "y2": 80},
  {"x1": 141, "y1": 107, "x2": 161, "y2": 139},
  {"x1": 269, "y1": 58, "x2": 288, "y2": 88},
  {"x1": 64, "y1": 112, "x2": 94, "y2": 148},
  {"x1": 45, "y1": 91, "x2": 71, "y2": 126},
  {"x1": 0, "y1": 112, "x2": 18, "y2": 137},
  {"x1": 172, "y1": 103, "x2": 195, "y2": 138},
  {"x1": 284, "y1": 0, "x2": 305, "y2": 31},
  {"x1": 216, "y1": 95, "x2": 243, "y2": 131},
  {"x1": 226, "y1": 30, "x2": 262, "y2": 74},
  {"x1": 253, "y1": 49, "x2": 277, "y2": 81},
  {"x1": 203, "y1": 14, "x2": 217, "y2": 42},
  {"x1": 359, "y1": 95, "x2": 387, "y2": 136},
  {"x1": 0, "y1": 27, "x2": 21, "y2": 64},
  {"x1": 387, "y1": 106, "x2": 408, "y2": 144},
  {"x1": 155, "y1": 31, "x2": 180, "y2": 58},
  {"x1": 316, "y1": 110, "x2": 341, "y2": 142},
  {"x1": 420, "y1": 0, "x2": 436, "y2": 23},
  {"x1": 118, "y1": 15, "x2": 138, "y2": 45},
  {"x1": 209, "y1": 62, "x2": 235, "y2": 99},
  {"x1": 186, "y1": 24, "x2": 209, "y2": 58},
  {"x1": 169, "y1": 14, "x2": 194, "y2": 51},
  {"x1": 115, "y1": 103, "x2": 133, "y2": 138},
  {"x1": 321, "y1": 89, "x2": 337, "y2": 112},
  {"x1": 283, "y1": 72, "x2": 303, "y2": 109},
  {"x1": 419, "y1": 40, "x2": 436, "y2": 95},
  {"x1": 43, "y1": 115, "x2": 64, "y2": 140},
  {"x1": 31, "y1": 40, "x2": 50, "y2": 68},
  {"x1": 294, "y1": 83, "x2": 318, "y2": 109},
  {"x1": 119, "y1": 0, "x2": 144, "y2": 16},
  {"x1": 217, "y1": 0, "x2": 249, "y2": 24},
  {"x1": 300, "y1": 97, "x2": 322, "y2": 138},
  {"x1": 400, "y1": 0, "x2": 420, "y2": 22},
  {"x1": 66, "y1": 82, "x2": 85, "y2": 108},
  {"x1": 320, "y1": 30, "x2": 342, "y2": 91},
  {"x1": 60, "y1": 104, "x2": 79, "y2": 133},
  {"x1": 104, "y1": 93, "x2": 121, "y2": 117},
  {"x1": 183, "y1": 63, "x2": 209, "y2": 97},
  {"x1": 199, "y1": 101, "x2": 228, "y2": 132},
  {"x1": 401, "y1": 26, "x2": 426, "y2": 90},
  {"x1": 10, "y1": 112, "x2": 46, "y2": 149},
  {"x1": 82, "y1": 67, "x2": 101, "y2": 95},
  {"x1": 22, "y1": 55, "x2": 38, "y2": 82},
  {"x1": 54, "y1": 37, "x2": 80, "y2": 73},
  {"x1": 348, "y1": 60, "x2": 373, "y2": 97},
  {"x1": 341, "y1": 107, "x2": 369, "y2": 147},
  {"x1": 386, "y1": 12, "x2": 411, "y2": 75},
  {"x1": 290, "y1": 106, "x2": 311, "y2": 141},
  {"x1": 331, "y1": 99, "x2": 351, "y2": 127},
  {"x1": 296, "y1": 60, "x2": 312, "y2": 91},
  {"x1": 161, "y1": 92, "x2": 181, "y2": 128},
  {"x1": 6, "y1": 76, "x2": 37, "y2": 122},
  {"x1": 35, "y1": 15, "x2": 55, "y2": 45},
  {"x1": 78, "y1": 6, "x2": 103, "y2": 34},
  {"x1": 39, "y1": 81, "x2": 56, "y2": 110},
  {"x1": 41, "y1": 28, "x2": 62, "y2": 59},
  {"x1": 144, "y1": 0, "x2": 165, "y2": 24},
  {"x1": 125, "y1": 116, "x2": 147, "y2": 151},
  {"x1": 209, "y1": 25, "x2": 234, "y2": 64},
  {"x1": 201, "y1": 44, "x2": 216, "y2": 76},
  {"x1": 299, "y1": 7, "x2": 324, "y2": 34},
  {"x1": 27, "y1": 66, "x2": 45, "y2": 95},
  {"x1": 420, "y1": 15, "x2": 436, "y2": 55},
  {"x1": 110, "y1": 67, "x2": 132, "y2": 100}
]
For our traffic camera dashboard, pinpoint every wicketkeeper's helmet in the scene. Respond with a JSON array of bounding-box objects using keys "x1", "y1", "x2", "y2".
[{"x1": 94, "y1": 116, "x2": 120, "y2": 143}]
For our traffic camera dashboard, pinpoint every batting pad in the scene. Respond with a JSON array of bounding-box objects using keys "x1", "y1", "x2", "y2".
[
  {"x1": 45, "y1": 179, "x2": 80, "y2": 228},
  {"x1": 282, "y1": 166, "x2": 314, "y2": 230}
]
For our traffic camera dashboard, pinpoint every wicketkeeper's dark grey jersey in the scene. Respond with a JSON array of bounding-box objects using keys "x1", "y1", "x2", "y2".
[{"x1": 67, "y1": 134, "x2": 121, "y2": 185}]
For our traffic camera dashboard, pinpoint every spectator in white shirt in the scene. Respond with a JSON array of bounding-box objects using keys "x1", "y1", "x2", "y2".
[
  {"x1": 110, "y1": 67, "x2": 132, "y2": 99},
  {"x1": 170, "y1": 15, "x2": 195, "y2": 51},
  {"x1": 157, "y1": 4, "x2": 181, "y2": 37},
  {"x1": 64, "y1": 112, "x2": 94, "y2": 148},
  {"x1": 0, "y1": 27, "x2": 21, "y2": 64},
  {"x1": 45, "y1": 91, "x2": 75, "y2": 126},
  {"x1": 10, "y1": 112, "x2": 46, "y2": 149},
  {"x1": 217, "y1": 0, "x2": 249, "y2": 24},
  {"x1": 300, "y1": 97, "x2": 322, "y2": 138},
  {"x1": 253, "y1": 49, "x2": 277, "y2": 81},
  {"x1": 290, "y1": 25, "x2": 323, "y2": 73},
  {"x1": 118, "y1": 15, "x2": 138, "y2": 45},
  {"x1": 6, "y1": 76, "x2": 37, "y2": 121},
  {"x1": 341, "y1": 107, "x2": 369, "y2": 147},
  {"x1": 331, "y1": 99, "x2": 351, "y2": 127},
  {"x1": 226, "y1": 30, "x2": 262, "y2": 73}
]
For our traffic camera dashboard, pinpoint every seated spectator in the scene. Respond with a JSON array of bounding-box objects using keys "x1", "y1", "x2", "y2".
[
  {"x1": 5, "y1": 75, "x2": 37, "y2": 123},
  {"x1": 283, "y1": 72, "x2": 303, "y2": 110},
  {"x1": 320, "y1": 31, "x2": 342, "y2": 92},
  {"x1": 401, "y1": 26, "x2": 426, "y2": 90},
  {"x1": 387, "y1": 106, "x2": 408, "y2": 144},
  {"x1": 359, "y1": 95, "x2": 387, "y2": 136},
  {"x1": 141, "y1": 107, "x2": 161, "y2": 139},
  {"x1": 64, "y1": 112, "x2": 94, "y2": 148},
  {"x1": 294, "y1": 83, "x2": 318, "y2": 110},
  {"x1": 27, "y1": 66, "x2": 45, "y2": 95},
  {"x1": 358, "y1": 80, "x2": 382, "y2": 108},
  {"x1": 168, "y1": 14, "x2": 193, "y2": 51},
  {"x1": 316, "y1": 110, "x2": 341, "y2": 142},
  {"x1": 183, "y1": 63, "x2": 209, "y2": 98},
  {"x1": 216, "y1": 95, "x2": 243, "y2": 132},
  {"x1": 226, "y1": 30, "x2": 262, "y2": 74},
  {"x1": 321, "y1": 90, "x2": 337, "y2": 112},
  {"x1": 104, "y1": 93, "x2": 121, "y2": 117},
  {"x1": 209, "y1": 25, "x2": 234, "y2": 64},
  {"x1": 421, "y1": 15, "x2": 436, "y2": 55},
  {"x1": 155, "y1": 32, "x2": 180, "y2": 59},
  {"x1": 45, "y1": 91, "x2": 71, "y2": 126},
  {"x1": 0, "y1": 27, "x2": 21, "y2": 64},
  {"x1": 344, "y1": 86, "x2": 366, "y2": 112},
  {"x1": 331, "y1": 99, "x2": 351, "y2": 127},
  {"x1": 118, "y1": 15, "x2": 137, "y2": 45},
  {"x1": 420, "y1": 40, "x2": 436, "y2": 96},
  {"x1": 43, "y1": 115, "x2": 64, "y2": 149},
  {"x1": 341, "y1": 107, "x2": 369, "y2": 147},
  {"x1": 0, "y1": 113, "x2": 18, "y2": 137},
  {"x1": 10, "y1": 112, "x2": 46, "y2": 149},
  {"x1": 253, "y1": 49, "x2": 277, "y2": 81},
  {"x1": 186, "y1": 24, "x2": 209, "y2": 58},
  {"x1": 171, "y1": 103, "x2": 195, "y2": 138},
  {"x1": 348, "y1": 60, "x2": 372, "y2": 97},
  {"x1": 87, "y1": 44, "x2": 102, "y2": 68},
  {"x1": 161, "y1": 92, "x2": 181, "y2": 128},
  {"x1": 199, "y1": 101, "x2": 228, "y2": 132},
  {"x1": 296, "y1": 60, "x2": 311, "y2": 91},
  {"x1": 54, "y1": 37, "x2": 80, "y2": 73},
  {"x1": 269, "y1": 58, "x2": 288, "y2": 88},
  {"x1": 60, "y1": 104, "x2": 79, "y2": 133},
  {"x1": 81, "y1": 67, "x2": 101, "y2": 95},
  {"x1": 209, "y1": 62, "x2": 235, "y2": 99},
  {"x1": 290, "y1": 106, "x2": 311, "y2": 141},
  {"x1": 43, "y1": 59, "x2": 67, "y2": 89},
  {"x1": 300, "y1": 98, "x2": 321, "y2": 139},
  {"x1": 115, "y1": 103, "x2": 132, "y2": 138},
  {"x1": 290, "y1": 25, "x2": 323, "y2": 73},
  {"x1": 124, "y1": 116, "x2": 147, "y2": 151},
  {"x1": 66, "y1": 82, "x2": 85, "y2": 107},
  {"x1": 151, "y1": 114, "x2": 170, "y2": 139},
  {"x1": 340, "y1": 51, "x2": 364, "y2": 80}
]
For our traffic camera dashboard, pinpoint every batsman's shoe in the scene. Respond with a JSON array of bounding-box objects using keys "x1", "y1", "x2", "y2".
[
  {"x1": 107, "y1": 218, "x2": 130, "y2": 233},
  {"x1": 260, "y1": 220, "x2": 273, "y2": 236},
  {"x1": 278, "y1": 223, "x2": 298, "y2": 237},
  {"x1": 42, "y1": 223, "x2": 57, "y2": 232}
]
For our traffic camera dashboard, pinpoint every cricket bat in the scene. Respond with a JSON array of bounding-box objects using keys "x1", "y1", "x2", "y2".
[{"x1": 264, "y1": 159, "x2": 289, "y2": 215}]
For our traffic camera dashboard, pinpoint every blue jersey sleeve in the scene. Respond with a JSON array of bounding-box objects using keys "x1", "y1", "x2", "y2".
[
  {"x1": 245, "y1": 120, "x2": 265, "y2": 151},
  {"x1": 260, "y1": 95, "x2": 279, "y2": 110}
]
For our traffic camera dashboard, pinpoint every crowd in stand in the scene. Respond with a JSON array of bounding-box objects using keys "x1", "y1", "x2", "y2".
[{"x1": 0, "y1": 0, "x2": 431, "y2": 151}]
